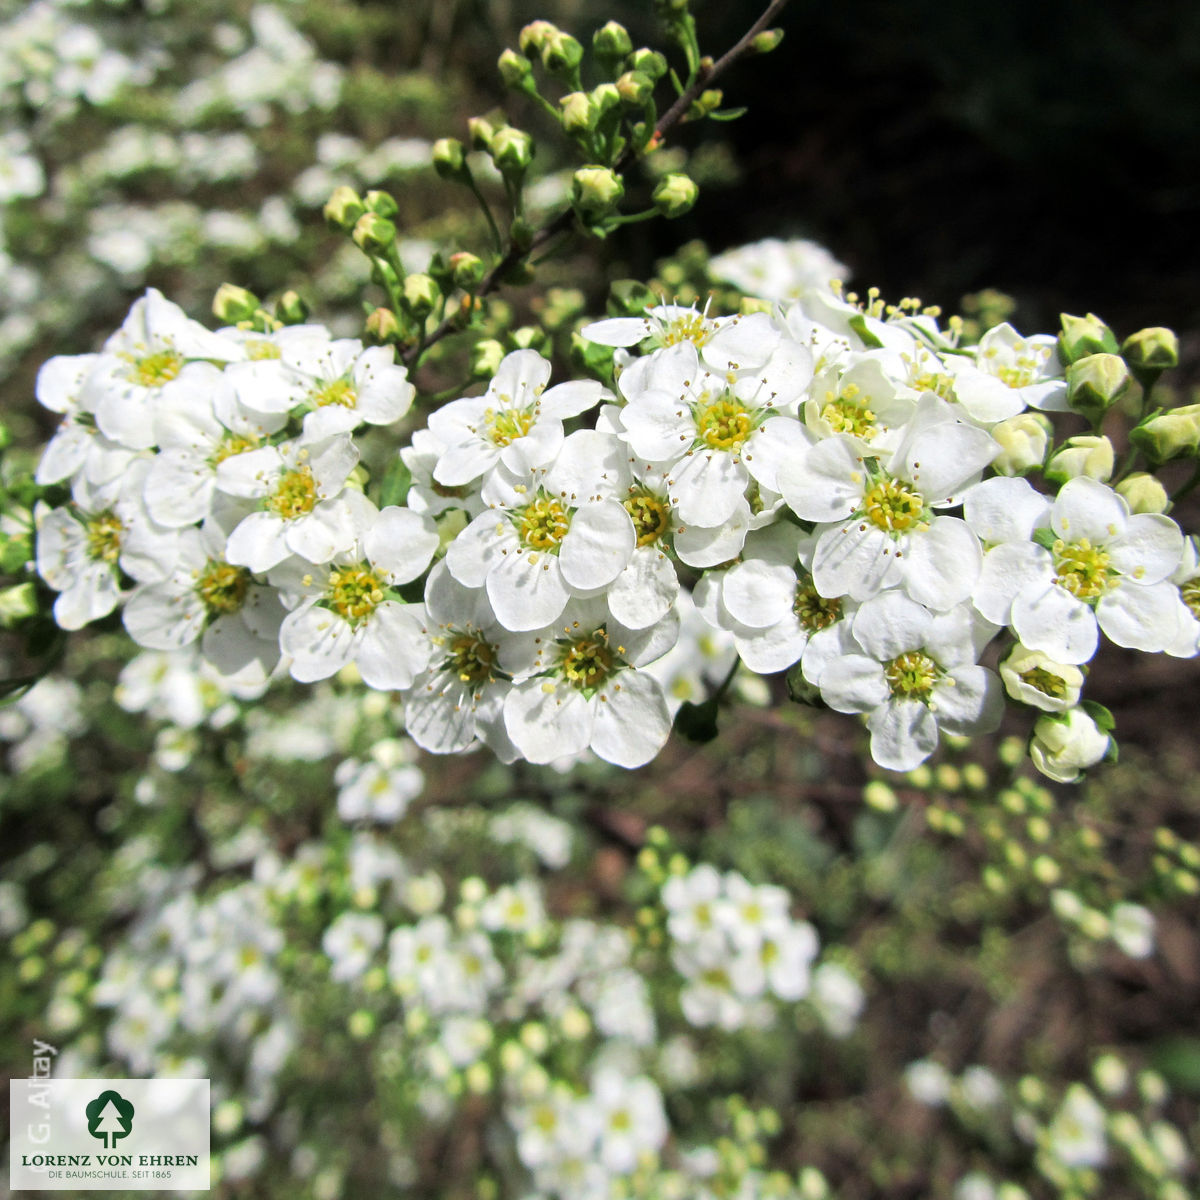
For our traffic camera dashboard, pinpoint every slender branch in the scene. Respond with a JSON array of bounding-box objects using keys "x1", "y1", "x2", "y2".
[{"x1": 401, "y1": 0, "x2": 790, "y2": 370}]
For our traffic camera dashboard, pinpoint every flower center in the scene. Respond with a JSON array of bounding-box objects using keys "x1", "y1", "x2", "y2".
[
  {"x1": 864, "y1": 477, "x2": 925, "y2": 533},
  {"x1": 244, "y1": 339, "x2": 281, "y2": 361},
  {"x1": 312, "y1": 378, "x2": 358, "y2": 409},
  {"x1": 447, "y1": 632, "x2": 499, "y2": 684},
  {"x1": 884, "y1": 650, "x2": 939, "y2": 700},
  {"x1": 1052, "y1": 538, "x2": 1113, "y2": 601},
  {"x1": 86, "y1": 511, "x2": 123, "y2": 563},
  {"x1": 986, "y1": 342, "x2": 1047, "y2": 390},
  {"x1": 559, "y1": 633, "x2": 615, "y2": 691},
  {"x1": 660, "y1": 311, "x2": 710, "y2": 347},
  {"x1": 267, "y1": 465, "x2": 317, "y2": 519},
  {"x1": 820, "y1": 383, "x2": 876, "y2": 438},
  {"x1": 1182, "y1": 578, "x2": 1200, "y2": 619},
  {"x1": 486, "y1": 407, "x2": 535, "y2": 447},
  {"x1": 694, "y1": 394, "x2": 753, "y2": 452},
  {"x1": 327, "y1": 566, "x2": 384, "y2": 625},
  {"x1": 624, "y1": 491, "x2": 670, "y2": 547},
  {"x1": 211, "y1": 431, "x2": 261, "y2": 465},
  {"x1": 196, "y1": 560, "x2": 250, "y2": 616},
  {"x1": 793, "y1": 582, "x2": 842, "y2": 631},
  {"x1": 1019, "y1": 665, "x2": 1068, "y2": 699},
  {"x1": 517, "y1": 496, "x2": 570, "y2": 552},
  {"x1": 125, "y1": 349, "x2": 183, "y2": 388}
]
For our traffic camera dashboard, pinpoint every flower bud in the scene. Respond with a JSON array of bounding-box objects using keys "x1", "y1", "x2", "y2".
[
  {"x1": 467, "y1": 117, "x2": 495, "y2": 152},
  {"x1": 1000, "y1": 645, "x2": 1084, "y2": 713},
  {"x1": 1122, "y1": 326, "x2": 1179, "y2": 377},
  {"x1": 1058, "y1": 312, "x2": 1119, "y2": 364},
  {"x1": 1066, "y1": 353, "x2": 1130, "y2": 424},
  {"x1": 323, "y1": 185, "x2": 365, "y2": 231},
  {"x1": 211, "y1": 283, "x2": 259, "y2": 325},
  {"x1": 364, "y1": 189, "x2": 398, "y2": 218},
  {"x1": 518, "y1": 20, "x2": 557, "y2": 56},
  {"x1": 652, "y1": 172, "x2": 699, "y2": 218},
  {"x1": 497, "y1": 48, "x2": 533, "y2": 89},
  {"x1": 628, "y1": 48, "x2": 668, "y2": 80},
  {"x1": 470, "y1": 339, "x2": 505, "y2": 378},
  {"x1": 616, "y1": 70, "x2": 654, "y2": 107},
  {"x1": 1044, "y1": 434, "x2": 1114, "y2": 485},
  {"x1": 352, "y1": 212, "x2": 396, "y2": 253},
  {"x1": 275, "y1": 290, "x2": 310, "y2": 325},
  {"x1": 1115, "y1": 472, "x2": 1170, "y2": 514},
  {"x1": 365, "y1": 307, "x2": 402, "y2": 345},
  {"x1": 490, "y1": 126, "x2": 534, "y2": 176},
  {"x1": 432, "y1": 137, "x2": 468, "y2": 180},
  {"x1": 593, "y1": 20, "x2": 632, "y2": 63},
  {"x1": 1030, "y1": 708, "x2": 1112, "y2": 783},
  {"x1": 449, "y1": 251, "x2": 485, "y2": 290},
  {"x1": 1129, "y1": 403, "x2": 1200, "y2": 464},
  {"x1": 689, "y1": 89, "x2": 723, "y2": 119},
  {"x1": 751, "y1": 28, "x2": 785, "y2": 54},
  {"x1": 571, "y1": 165, "x2": 624, "y2": 219},
  {"x1": 989, "y1": 412, "x2": 1052, "y2": 475},
  {"x1": 0, "y1": 582, "x2": 37, "y2": 628},
  {"x1": 559, "y1": 91, "x2": 596, "y2": 134},
  {"x1": 541, "y1": 31, "x2": 583, "y2": 76},
  {"x1": 402, "y1": 273, "x2": 439, "y2": 318},
  {"x1": 591, "y1": 82, "x2": 620, "y2": 116}
]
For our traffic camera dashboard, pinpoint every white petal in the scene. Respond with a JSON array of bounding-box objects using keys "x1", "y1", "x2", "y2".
[
  {"x1": 486, "y1": 552, "x2": 570, "y2": 631},
  {"x1": 900, "y1": 516, "x2": 981, "y2": 610},
  {"x1": 280, "y1": 604, "x2": 358, "y2": 681},
  {"x1": 589, "y1": 671, "x2": 671, "y2": 767},
  {"x1": 503, "y1": 680, "x2": 592, "y2": 762},
  {"x1": 364, "y1": 507, "x2": 439, "y2": 585},
  {"x1": 818, "y1": 655, "x2": 890, "y2": 713},
  {"x1": 558, "y1": 501, "x2": 635, "y2": 591},
  {"x1": 868, "y1": 699, "x2": 940, "y2": 770},
  {"x1": 1011, "y1": 581, "x2": 1098, "y2": 664},
  {"x1": 356, "y1": 602, "x2": 429, "y2": 689},
  {"x1": 851, "y1": 591, "x2": 931, "y2": 661},
  {"x1": 932, "y1": 666, "x2": 1004, "y2": 735},
  {"x1": 1097, "y1": 581, "x2": 1192, "y2": 653},
  {"x1": 812, "y1": 521, "x2": 902, "y2": 601},
  {"x1": 964, "y1": 476, "x2": 1052, "y2": 544},
  {"x1": 722, "y1": 559, "x2": 795, "y2": 628},
  {"x1": 974, "y1": 542, "x2": 1051, "y2": 625},
  {"x1": 606, "y1": 548, "x2": 679, "y2": 630}
]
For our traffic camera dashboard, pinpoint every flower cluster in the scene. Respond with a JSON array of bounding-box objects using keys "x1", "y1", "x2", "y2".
[{"x1": 31, "y1": 273, "x2": 1199, "y2": 776}]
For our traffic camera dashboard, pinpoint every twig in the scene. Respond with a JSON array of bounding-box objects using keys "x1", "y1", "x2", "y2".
[{"x1": 402, "y1": 0, "x2": 791, "y2": 369}]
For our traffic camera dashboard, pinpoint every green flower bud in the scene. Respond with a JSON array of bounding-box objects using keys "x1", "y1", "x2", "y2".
[
  {"x1": 559, "y1": 91, "x2": 597, "y2": 134},
  {"x1": 1066, "y1": 352, "x2": 1130, "y2": 424},
  {"x1": 365, "y1": 307, "x2": 402, "y2": 345},
  {"x1": 432, "y1": 137, "x2": 468, "y2": 180},
  {"x1": 467, "y1": 116, "x2": 495, "y2": 152},
  {"x1": 989, "y1": 411, "x2": 1052, "y2": 475},
  {"x1": 652, "y1": 172, "x2": 699, "y2": 218},
  {"x1": 1115, "y1": 472, "x2": 1170, "y2": 514},
  {"x1": 690, "y1": 88, "x2": 724, "y2": 119},
  {"x1": 571, "y1": 165, "x2": 624, "y2": 219},
  {"x1": 628, "y1": 48, "x2": 668, "y2": 80},
  {"x1": 1129, "y1": 402, "x2": 1200, "y2": 464},
  {"x1": 352, "y1": 212, "x2": 396, "y2": 253},
  {"x1": 364, "y1": 189, "x2": 398, "y2": 218},
  {"x1": 616, "y1": 70, "x2": 655, "y2": 107},
  {"x1": 518, "y1": 20, "x2": 557, "y2": 56},
  {"x1": 541, "y1": 30, "x2": 583, "y2": 76},
  {"x1": 323, "y1": 185, "x2": 365, "y2": 231},
  {"x1": 275, "y1": 290, "x2": 310, "y2": 325},
  {"x1": 402, "y1": 273, "x2": 439, "y2": 317},
  {"x1": 211, "y1": 283, "x2": 260, "y2": 325},
  {"x1": 497, "y1": 48, "x2": 533, "y2": 89},
  {"x1": 591, "y1": 82, "x2": 620, "y2": 116},
  {"x1": 1000, "y1": 645, "x2": 1084, "y2": 713},
  {"x1": 1030, "y1": 708, "x2": 1112, "y2": 784},
  {"x1": 1122, "y1": 326, "x2": 1179, "y2": 377},
  {"x1": 1044, "y1": 434, "x2": 1114, "y2": 485},
  {"x1": 449, "y1": 251, "x2": 485, "y2": 290},
  {"x1": 0, "y1": 582, "x2": 37, "y2": 628},
  {"x1": 593, "y1": 20, "x2": 632, "y2": 59},
  {"x1": 1059, "y1": 312, "x2": 1119, "y2": 364},
  {"x1": 751, "y1": 28, "x2": 785, "y2": 54},
  {"x1": 471, "y1": 339, "x2": 506, "y2": 378},
  {"x1": 490, "y1": 126, "x2": 534, "y2": 176}
]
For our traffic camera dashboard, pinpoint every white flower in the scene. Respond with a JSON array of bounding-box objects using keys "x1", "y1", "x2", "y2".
[
  {"x1": 589, "y1": 1068, "x2": 668, "y2": 1173},
  {"x1": 1029, "y1": 708, "x2": 1111, "y2": 783},
  {"x1": 335, "y1": 757, "x2": 423, "y2": 823},
  {"x1": 972, "y1": 476, "x2": 1187, "y2": 664},
  {"x1": 905, "y1": 1060, "x2": 952, "y2": 1106},
  {"x1": 818, "y1": 591, "x2": 1003, "y2": 771},
  {"x1": 811, "y1": 961, "x2": 865, "y2": 1037},
  {"x1": 428, "y1": 348, "x2": 608, "y2": 486},
  {"x1": 662, "y1": 864, "x2": 725, "y2": 945},
  {"x1": 1109, "y1": 902, "x2": 1155, "y2": 959},
  {"x1": 998, "y1": 644, "x2": 1084, "y2": 713},
  {"x1": 502, "y1": 599, "x2": 678, "y2": 769},
  {"x1": 276, "y1": 505, "x2": 438, "y2": 689},
  {"x1": 945, "y1": 322, "x2": 1068, "y2": 418},
  {"x1": 1046, "y1": 1084, "x2": 1108, "y2": 1168},
  {"x1": 322, "y1": 912, "x2": 385, "y2": 983},
  {"x1": 708, "y1": 237, "x2": 848, "y2": 301},
  {"x1": 780, "y1": 404, "x2": 996, "y2": 609},
  {"x1": 218, "y1": 433, "x2": 365, "y2": 571}
]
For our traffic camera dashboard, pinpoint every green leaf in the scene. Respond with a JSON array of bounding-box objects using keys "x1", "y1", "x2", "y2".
[
  {"x1": 378, "y1": 456, "x2": 412, "y2": 509},
  {"x1": 707, "y1": 106, "x2": 748, "y2": 122},
  {"x1": 1150, "y1": 1036, "x2": 1200, "y2": 1094},
  {"x1": 673, "y1": 698, "x2": 719, "y2": 743},
  {"x1": 1032, "y1": 526, "x2": 1058, "y2": 551},
  {"x1": 847, "y1": 313, "x2": 883, "y2": 350}
]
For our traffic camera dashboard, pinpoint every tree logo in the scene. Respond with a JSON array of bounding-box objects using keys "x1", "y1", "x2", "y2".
[{"x1": 85, "y1": 1089, "x2": 135, "y2": 1149}]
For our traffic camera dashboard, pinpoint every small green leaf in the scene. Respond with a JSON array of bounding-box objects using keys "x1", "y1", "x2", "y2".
[
  {"x1": 847, "y1": 313, "x2": 883, "y2": 349},
  {"x1": 674, "y1": 698, "x2": 719, "y2": 743},
  {"x1": 1032, "y1": 526, "x2": 1058, "y2": 550},
  {"x1": 707, "y1": 106, "x2": 748, "y2": 122},
  {"x1": 379, "y1": 457, "x2": 412, "y2": 509}
]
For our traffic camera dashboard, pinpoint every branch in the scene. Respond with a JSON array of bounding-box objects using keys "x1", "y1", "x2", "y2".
[{"x1": 402, "y1": 0, "x2": 791, "y2": 370}]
